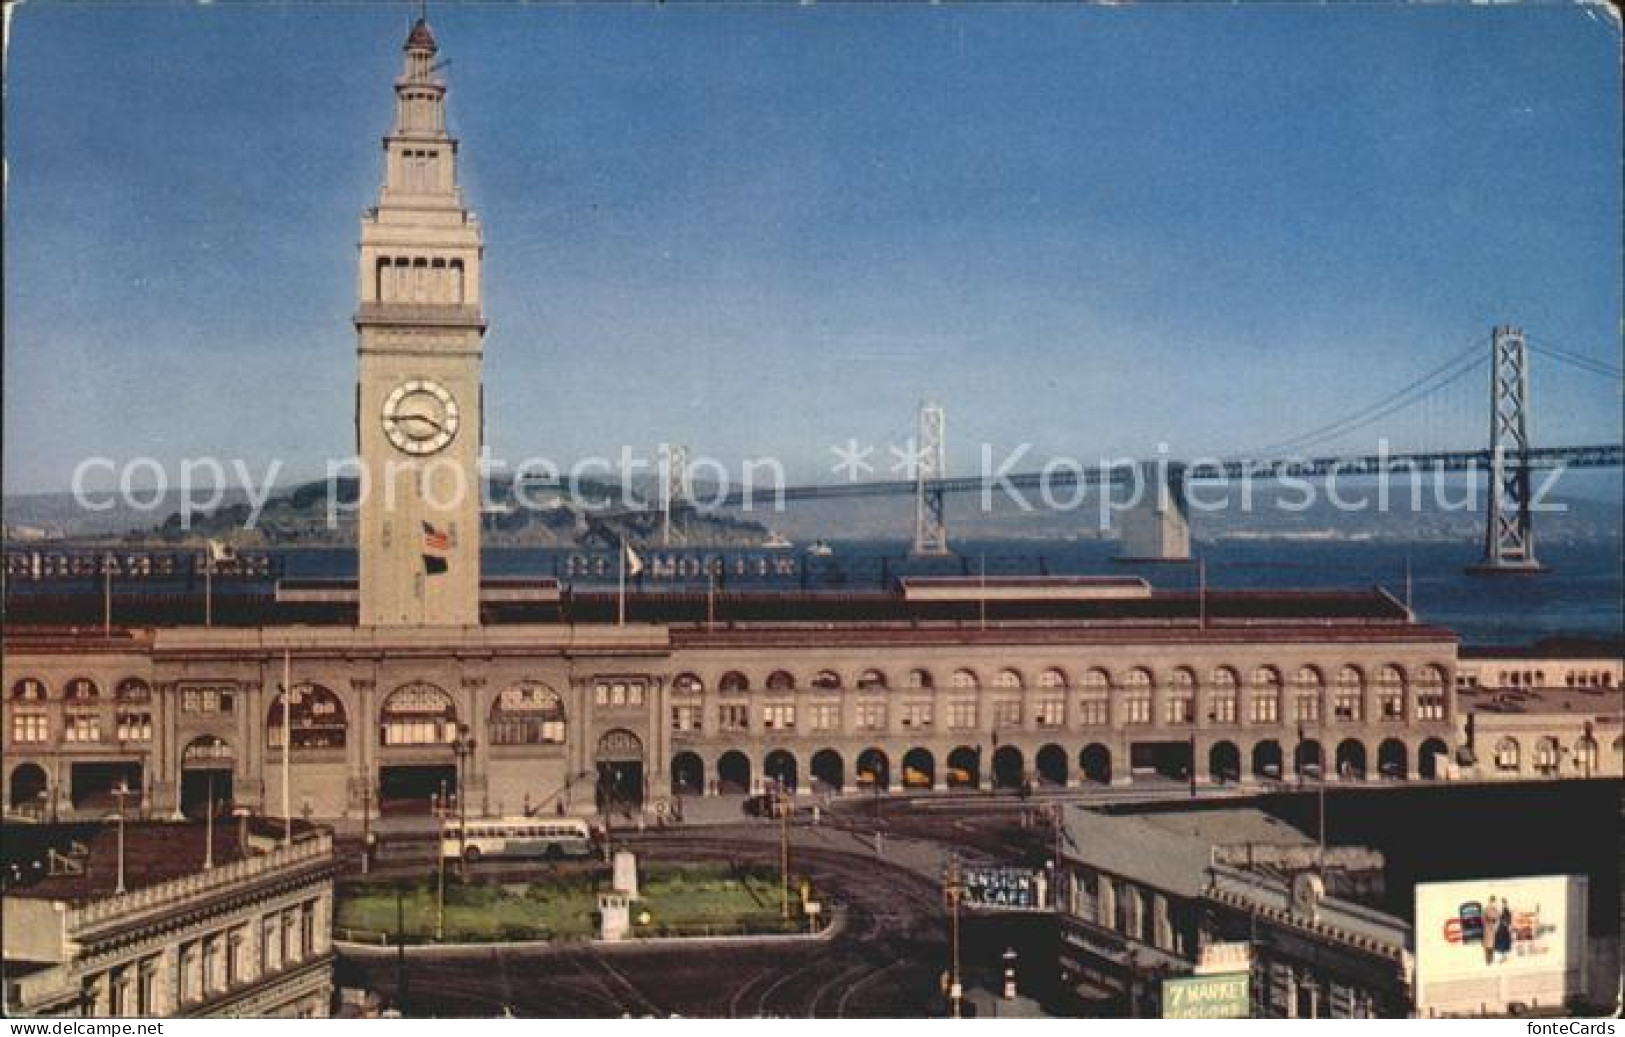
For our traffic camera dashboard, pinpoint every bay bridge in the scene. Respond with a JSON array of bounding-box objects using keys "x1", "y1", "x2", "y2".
[{"x1": 541, "y1": 326, "x2": 1622, "y2": 575}]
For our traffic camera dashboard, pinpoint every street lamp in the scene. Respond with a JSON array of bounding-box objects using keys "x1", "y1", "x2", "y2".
[
  {"x1": 111, "y1": 782, "x2": 130, "y2": 895},
  {"x1": 452, "y1": 723, "x2": 476, "y2": 878},
  {"x1": 944, "y1": 854, "x2": 964, "y2": 1018}
]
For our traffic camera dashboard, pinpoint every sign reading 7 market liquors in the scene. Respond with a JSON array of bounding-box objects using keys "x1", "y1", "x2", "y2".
[{"x1": 1161, "y1": 972, "x2": 1250, "y2": 1019}]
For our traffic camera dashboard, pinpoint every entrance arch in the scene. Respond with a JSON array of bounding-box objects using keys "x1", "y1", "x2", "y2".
[
  {"x1": 181, "y1": 735, "x2": 234, "y2": 818},
  {"x1": 900, "y1": 748, "x2": 933, "y2": 788},
  {"x1": 1294, "y1": 739, "x2": 1324, "y2": 778},
  {"x1": 716, "y1": 751, "x2": 751, "y2": 794},
  {"x1": 992, "y1": 746, "x2": 1025, "y2": 790},
  {"x1": 859, "y1": 748, "x2": 892, "y2": 789},
  {"x1": 671, "y1": 751, "x2": 704, "y2": 796},
  {"x1": 1208, "y1": 741, "x2": 1241, "y2": 784},
  {"x1": 595, "y1": 729, "x2": 645, "y2": 810},
  {"x1": 1335, "y1": 739, "x2": 1367, "y2": 780},
  {"x1": 1418, "y1": 737, "x2": 1450, "y2": 780},
  {"x1": 946, "y1": 746, "x2": 980, "y2": 788},
  {"x1": 1035, "y1": 744, "x2": 1068, "y2": 787},
  {"x1": 1080, "y1": 743, "x2": 1112, "y2": 785},
  {"x1": 1377, "y1": 738, "x2": 1408, "y2": 779},
  {"x1": 810, "y1": 749, "x2": 844, "y2": 792},
  {"x1": 763, "y1": 749, "x2": 798, "y2": 792},
  {"x1": 8, "y1": 763, "x2": 47, "y2": 812},
  {"x1": 1251, "y1": 740, "x2": 1283, "y2": 781}
]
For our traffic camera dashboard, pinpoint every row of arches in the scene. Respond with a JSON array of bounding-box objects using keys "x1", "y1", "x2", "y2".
[
  {"x1": 673, "y1": 663, "x2": 1448, "y2": 695},
  {"x1": 663, "y1": 736, "x2": 1454, "y2": 796}
]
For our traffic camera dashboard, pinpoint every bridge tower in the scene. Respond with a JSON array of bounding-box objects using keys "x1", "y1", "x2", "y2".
[
  {"x1": 1468, "y1": 325, "x2": 1547, "y2": 575},
  {"x1": 660, "y1": 443, "x2": 689, "y2": 547},
  {"x1": 912, "y1": 402, "x2": 951, "y2": 556}
]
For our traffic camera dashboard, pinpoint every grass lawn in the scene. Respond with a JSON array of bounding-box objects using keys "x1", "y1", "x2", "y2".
[{"x1": 336, "y1": 862, "x2": 810, "y2": 943}]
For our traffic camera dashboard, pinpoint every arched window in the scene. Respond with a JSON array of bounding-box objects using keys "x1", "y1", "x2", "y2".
[
  {"x1": 9, "y1": 679, "x2": 49, "y2": 744},
  {"x1": 1574, "y1": 737, "x2": 1599, "y2": 774},
  {"x1": 380, "y1": 682, "x2": 457, "y2": 746},
  {"x1": 1249, "y1": 667, "x2": 1282, "y2": 725},
  {"x1": 1037, "y1": 668, "x2": 1068, "y2": 690},
  {"x1": 993, "y1": 669, "x2": 1022, "y2": 690},
  {"x1": 1494, "y1": 738, "x2": 1520, "y2": 771},
  {"x1": 1208, "y1": 667, "x2": 1240, "y2": 724},
  {"x1": 115, "y1": 678, "x2": 151, "y2": 702},
  {"x1": 1082, "y1": 668, "x2": 1113, "y2": 693},
  {"x1": 672, "y1": 673, "x2": 704, "y2": 695},
  {"x1": 64, "y1": 678, "x2": 100, "y2": 701},
  {"x1": 719, "y1": 671, "x2": 750, "y2": 694},
  {"x1": 489, "y1": 683, "x2": 566, "y2": 745},
  {"x1": 1334, "y1": 666, "x2": 1363, "y2": 721},
  {"x1": 269, "y1": 684, "x2": 349, "y2": 750},
  {"x1": 766, "y1": 670, "x2": 796, "y2": 693},
  {"x1": 1414, "y1": 665, "x2": 1448, "y2": 720},
  {"x1": 10, "y1": 678, "x2": 47, "y2": 702},
  {"x1": 811, "y1": 670, "x2": 843, "y2": 691},
  {"x1": 1533, "y1": 736, "x2": 1561, "y2": 774},
  {"x1": 1165, "y1": 668, "x2": 1196, "y2": 725},
  {"x1": 904, "y1": 669, "x2": 935, "y2": 690},
  {"x1": 1375, "y1": 665, "x2": 1406, "y2": 721},
  {"x1": 857, "y1": 670, "x2": 888, "y2": 692},
  {"x1": 950, "y1": 669, "x2": 979, "y2": 690},
  {"x1": 1292, "y1": 666, "x2": 1323, "y2": 723},
  {"x1": 1123, "y1": 668, "x2": 1153, "y2": 725}
]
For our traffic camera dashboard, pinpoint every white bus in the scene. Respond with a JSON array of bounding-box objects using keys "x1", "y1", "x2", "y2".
[{"x1": 441, "y1": 816, "x2": 598, "y2": 862}]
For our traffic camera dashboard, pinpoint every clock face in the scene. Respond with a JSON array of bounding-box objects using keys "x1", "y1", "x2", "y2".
[{"x1": 382, "y1": 378, "x2": 460, "y2": 455}]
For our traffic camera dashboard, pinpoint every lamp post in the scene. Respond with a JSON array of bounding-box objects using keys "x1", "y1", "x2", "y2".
[
  {"x1": 944, "y1": 854, "x2": 964, "y2": 1018},
  {"x1": 111, "y1": 782, "x2": 130, "y2": 895},
  {"x1": 452, "y1": 723, "x2": 476, "y2": 879}
]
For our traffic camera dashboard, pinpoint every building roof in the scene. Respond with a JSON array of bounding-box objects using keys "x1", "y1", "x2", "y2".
[
  {"x1": 3, "y1": 585, "x2": 1456, "y2": 647},
  {"x1": 1060, "y1": 806, "x2": 1220, "y2": 898},
  {"x1": 1459, "y1": 685, "x2": 1624, "y2": 719},
  {"x1": 405, "y1": 17, "x2": 436, "y2": 51},
  {"x1": 2, "y1": 819, "x2": 322, "y2": 905}
]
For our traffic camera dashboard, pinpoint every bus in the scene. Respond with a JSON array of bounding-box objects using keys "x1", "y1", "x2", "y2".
[{"x1": 441, "y1": 816, "x2": 598, "y2": 862}]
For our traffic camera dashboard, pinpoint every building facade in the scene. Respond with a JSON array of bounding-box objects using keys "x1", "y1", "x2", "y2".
[
  {"x1": 3, "y1": 588, "x2": 1463, "y2": 821},
  {"x1": 1455, "y1": 649, "x2": 1623, "y2": 782},
  {"x1": 2, "y1": 823, "x2": 336, "y2": 1018}
]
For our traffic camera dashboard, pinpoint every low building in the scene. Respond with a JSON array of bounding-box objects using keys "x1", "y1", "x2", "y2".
[
  {"x1": 1, "y1": 819, "x2": 337, "y2": 1017},
  {"x1": 1055, "y1": 805, "x2": 1411, "y2": 1018},
  {"x1": 1456, "y1": 647, "x2": 1623, "y2": 782}
]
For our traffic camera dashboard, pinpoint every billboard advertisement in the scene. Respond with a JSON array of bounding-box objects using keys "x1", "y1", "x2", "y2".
[
  {"x1": 1413, "y1": 875, "x2": 1588, "y2": 1017},
  {"x1": 1162, "y1": 973, "x2": 1250, "y2": 1019},
  {"x1": 962, "y1": 867, "x2": 1047, "y2": 911}
]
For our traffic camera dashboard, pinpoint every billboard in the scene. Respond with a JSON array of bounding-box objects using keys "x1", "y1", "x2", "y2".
[
  {"x1": 961, "y1": 867, "x2": 1047, "y2": 911},
  {"x1": 1162, "y1": 973, "x2": 1250, "y2": 1019},
  {"x1": 1414, "y1": 875, "x2": 1588, "y2": 1017}
]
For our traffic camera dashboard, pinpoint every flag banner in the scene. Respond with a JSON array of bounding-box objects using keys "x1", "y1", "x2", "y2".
[
  {"x1": 624, "y1": 542, "x2": 644, "y2": 577},
  {"x1": 207, "y1": 539, "x2": 236, "y2": 564},
  {"x1": 423, "y1": 554, "x2": 449, "y2": 575},
  {"x1": 422, "y1": 521, "x2": 450, "y2": 552}
]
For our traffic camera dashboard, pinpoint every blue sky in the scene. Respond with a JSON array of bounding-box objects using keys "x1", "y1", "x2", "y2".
[{"x1": 4, "y1": 2, "x2": 1620, "y2": 494}]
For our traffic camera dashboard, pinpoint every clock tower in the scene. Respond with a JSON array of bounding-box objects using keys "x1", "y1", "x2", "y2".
[{"x1": 355, "y1": 17, "x2": 484, "y2": 627}]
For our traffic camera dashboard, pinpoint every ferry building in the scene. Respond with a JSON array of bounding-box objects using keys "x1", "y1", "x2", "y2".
[{"x1": 0, "y1": 18, "x2": 1488, "y2": 824}]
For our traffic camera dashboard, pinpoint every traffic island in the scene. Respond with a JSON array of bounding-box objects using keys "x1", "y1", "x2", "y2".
[{"x1": 334, "y1": 862, "x2": 824, "y2": 946}]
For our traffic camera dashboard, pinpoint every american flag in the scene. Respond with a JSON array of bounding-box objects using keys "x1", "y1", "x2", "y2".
[{"x1": 422, "y1": 521, "x2": 450, "y2": 551}]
